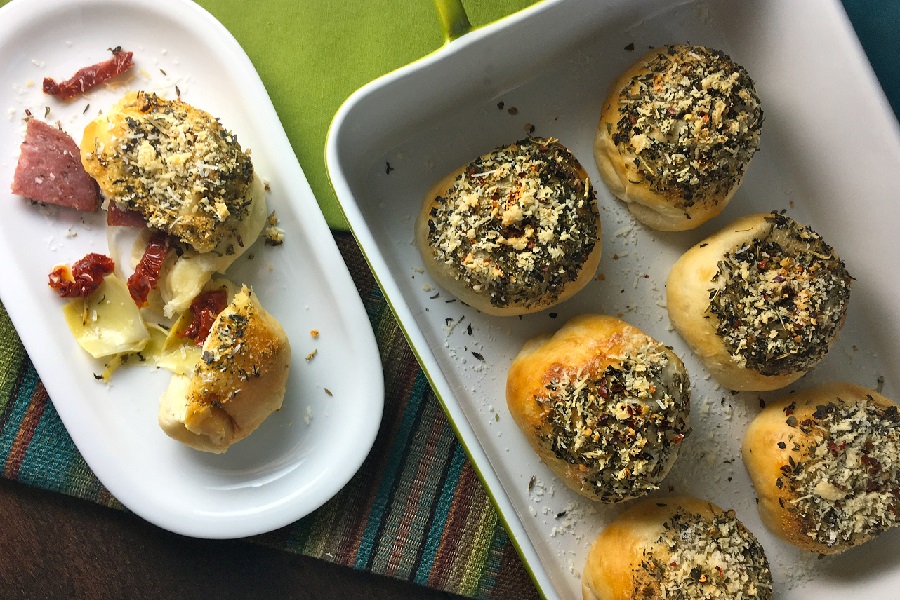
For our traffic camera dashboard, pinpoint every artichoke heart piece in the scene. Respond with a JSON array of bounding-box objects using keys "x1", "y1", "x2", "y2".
[{"x1": 62, "y1": 274, "x2": 150, "y2": 358}]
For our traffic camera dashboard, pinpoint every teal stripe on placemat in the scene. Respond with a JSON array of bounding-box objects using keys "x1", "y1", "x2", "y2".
[
  {"x1": 15, "y1": 386, "x2": 77, "y2": 492},
  {"x1": 0, "y1": 361, "x2": 40, "y2": 464},
  {"x1": 368, "y1": 388, "x2": 456, "y2": 577},
  {"x1": 412, "y1": 437, "x2": 467, "y2": 585},
  {"x1": 354, "y1": 369, "x2": 431, "y2": 570}
]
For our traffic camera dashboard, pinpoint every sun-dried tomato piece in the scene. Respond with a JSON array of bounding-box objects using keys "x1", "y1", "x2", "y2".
[
  {"x1": 43, "y1": 47, "x2": 134, "y2": 100},
  {"x1": 48, "y1": 253, "x2": 115, "y2": 297},
  {"x1": 127, "y1": 231, "x2": 169, "y2": 307},
  {"x1": 181, "y1": 289, "x2": 228, "y2": 345}
]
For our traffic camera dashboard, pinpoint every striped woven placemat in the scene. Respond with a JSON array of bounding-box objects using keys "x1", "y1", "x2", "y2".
[{"x1": 0, "y1": 232, "x2": 538, "y2": 600}]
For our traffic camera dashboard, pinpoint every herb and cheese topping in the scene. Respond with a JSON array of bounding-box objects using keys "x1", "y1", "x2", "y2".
[
  {"x1": 536, "y1": 344, "x2": 690, "y2": 502},
  {"x1": 82, "y1": 91, "x2": 255, "y2": 254},
  {"x1": 193, "y1": 285, "x2": 266, "y2": 401},
  {"x1": 707, "y1": 213, "x2": 851, "y2": 376},
  {"x1": 777, "y1": 396, "x2": 900, "y2": 550},
  {"x1": 424, "y1": 137, "x2": 599, "y2": 310},
  {"x1": 610, "y1": 45, "x2": 763, "y2": 208},
  {"x1": 635, "y1": 507, "x2": 773, "y2": 599}
]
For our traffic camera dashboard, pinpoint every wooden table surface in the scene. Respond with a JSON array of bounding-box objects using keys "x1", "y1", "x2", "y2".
[{"x1": 0, "y1": 478, "x2": 468, "y2": 599}]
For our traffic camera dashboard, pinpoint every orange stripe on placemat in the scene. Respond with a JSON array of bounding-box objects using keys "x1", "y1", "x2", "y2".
[{"x1": 3, "y1": 382, "x2": 48, "y2": 479}]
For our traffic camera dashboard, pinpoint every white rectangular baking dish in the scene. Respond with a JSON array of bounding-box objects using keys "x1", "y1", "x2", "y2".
[{"x1": 326, "y1": 0, "x2": 900, "y2": 597}]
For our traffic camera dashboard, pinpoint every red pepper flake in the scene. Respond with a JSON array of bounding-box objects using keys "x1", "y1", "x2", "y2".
[
  {"x1": 43, "y1": 47, "x2": 134, "y2": 100},
  {"x1": 48, "y1": 253, "x2": 114, "y2": 297},
  {"x1": 181, "y1": 289, "x2": 227, "y2": 345},
  {"x1": 127, "y1": 231, "x2": 169, "y2": 307}
]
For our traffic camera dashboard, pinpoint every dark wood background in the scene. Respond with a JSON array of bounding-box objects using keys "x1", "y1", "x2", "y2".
[{"x1": 0, "y1": 479, "x2": 468, "y2": 599}]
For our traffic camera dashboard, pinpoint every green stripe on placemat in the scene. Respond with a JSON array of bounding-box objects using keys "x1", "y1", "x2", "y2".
[{"x1": 0, "y1": 233, "x2": 538, "y2": 600}]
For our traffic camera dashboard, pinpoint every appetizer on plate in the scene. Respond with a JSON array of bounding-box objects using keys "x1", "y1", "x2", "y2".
[
  {"x1": 81, "y1": 90, "x2": 268, "y2": 317},
  {"x1": 582, "y1": 497, "x2": 773, "y2": 600},
  {"x1": 13, "y1": 87, "x2": 289, "y2": 454},
  {"x1": 159, "y1": 282, "x2": 291, "y2": 453},
  {"x1": 666, "y1": 212, "x2": 851, "y2": 391},
  {"x1": 506, "y1": 314, "x2": 690, "y2": 503},
  {"x1": 416, "y1": 137, "x2": 602, "y2": 316},
  {"x1": 594, "y1": 44, "x2": 763, "y2": 231},
  {"x1": 743, "y1": 382, "x2": 900, "y2": 554}
]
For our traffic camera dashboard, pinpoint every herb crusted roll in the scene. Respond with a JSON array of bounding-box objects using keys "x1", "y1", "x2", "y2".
[
  {"x1": 742, "y1": 382, "x2": 900, "y2": 555},
  {"x1": 506, "y1": 315, "x2": 690, "y2": 502},
  {"x1": 582, "y1": 497, "x2": 773, "y2": 600},
  {"x1": 415, "y1": 137, "x2": 602, "y2": 316},
  {"x1": 158, "y1": 284, "x2": 291, "y2": 453},
  {"x1": 81, "y1": 91, "x2": 263, "y2": 255},
  {"x1": 594, "y1": 45, "x2": 763, "y2": 231},
  {"x1": 81, "y1": 91, "x2": 268, "y2": 317},
  {"x1": 666, "y1": 213, "x2": 851, "y2": 391}
]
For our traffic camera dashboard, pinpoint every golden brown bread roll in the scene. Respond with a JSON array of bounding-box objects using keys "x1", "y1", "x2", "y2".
[
  {"x1": 506, "y1": 314, "x2": 690, "y2": 502},
  {"x1": 742, "y1": 382, "x2": 900, "y2": 554},
  {"x1": 82, "y1": 91, "x2": 268, "y2": 317},
  {"x1": 594, "y1": 45, "x2": 763, "y2": 231},
  {"x1": 158, "y1": 284, "x2": 291, "y2": 453},
  {"x1": 415, "y1": 137, "x2": 602, "y2": 316},
  {"x1": 582, "y1": 497, "x2": 773, "y2": 600},
  {"x1": 81, "y1": 91, "x2": 259, "y2": 254},
  {"x1": 666, "y1": 212, "x2": 851, "y2": 392}
]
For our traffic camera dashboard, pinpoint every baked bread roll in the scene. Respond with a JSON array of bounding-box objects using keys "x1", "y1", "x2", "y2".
[
  {"x1": 666, "y1": 212, "x2": 851, "y2": 392},
  {"x1": 594, "y1": 45, "x2": 763, "y2": 231},
  {"x1": 81, "y1": 91, "x2": 261, "y2": 254},
  {"x1": 582, "y1": 497, "x2": 773, "y2": 600},
  {"x1": 742, "y1": 382, "x2": 900, "y2": 554},
  {"x1": 158, "y1": 284, "x2": 291, "y2": 453},
  {"x1": 506, "y1": 314, "x2": 690, "y2": 502},
  {"x1": 81, "y1": 91, "x2": 268, "y2": 317},
  {"x1": 415, "y1": 137, "x2": 602, "y2": 316}
]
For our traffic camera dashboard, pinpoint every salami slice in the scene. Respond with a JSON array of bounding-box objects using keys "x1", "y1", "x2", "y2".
[
  {"x1": 10, "y1": 119, "x2": 101, "y2": 212},
  {"x1": 107, "y1": 201, "x2": 147, "y2": 227}
]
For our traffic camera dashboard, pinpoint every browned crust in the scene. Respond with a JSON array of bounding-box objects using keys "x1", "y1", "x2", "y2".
[
  {"x1": 742, "y1": 382, "x2": 898, "y2": 554},
  {"x1": 582, "y1": 497, "x2": 765, "y2": 600},
  {"x1": 159, "y1": 285, "x2": 291, "y2": 453},
  {"x1": 506, "y1": 314, "x2": 688, "y2": 502}
]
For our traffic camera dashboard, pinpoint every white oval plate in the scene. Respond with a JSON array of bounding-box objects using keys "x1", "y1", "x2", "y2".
[
  {"x1": 327, "y1": 0, "x2": 900, "y2": 597},
  {"x1": 0, "y1": 0, "x2": 383, "y2": 538}
]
